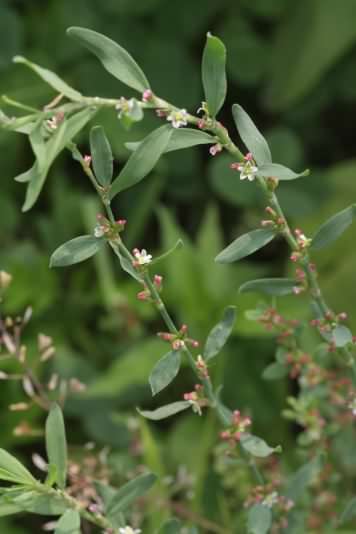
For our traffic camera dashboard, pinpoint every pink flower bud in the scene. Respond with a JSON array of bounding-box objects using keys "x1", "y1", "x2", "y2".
[
  {"x1": 142, "y1": 89, "x2": 153, "y2": 102},
  {"x1": 244, "y1": 152, "x2": 253, "y2": 161},
  {"x1": 154, "y1": 274, "x2": 163, "y2": 287},
  {"x1": 84, "y1": 155, "x2": 92, "y2": 166},
  {"x1": 209, "y1": 143, "x2": 222, "y2": 156},
  {"x1": 197, "y1": 119, "x2": 206, "y2": 129}
]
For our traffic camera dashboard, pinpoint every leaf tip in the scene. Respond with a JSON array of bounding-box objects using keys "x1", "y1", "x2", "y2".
[{"x1": 13, "y1": 55, "x2": 25, "y2": 64}]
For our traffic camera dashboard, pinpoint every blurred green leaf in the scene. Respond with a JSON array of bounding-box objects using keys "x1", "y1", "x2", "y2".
[
  {"x1": 240, "y1": 434, "x2": 280, "y2": 457},
  {"x1": 203, "y1": 306, "x2": 236, "y2": 361},
  {"x1": 0, "y1": 450, "x2": 36, "y2": 485},
  {"x1": 247, "y1": 503, "x2": 272, "y2": 534},
  {"x1": 215, "y1": 229, "x2": 276, "y2": 263},
  {"x1": 158, "y1": 519, "x2": 183, "y2": 534},
  {"x1": 340, "y1": 497, "x2": 356, "y2": 524},
  {"x1": 149, "y1": 350, "x2": 182, "y2": 396},
  {"x1": 50, "y1": 235, "x2": 104, "y2": 268},
  {"x1": 239, "y1": 278, "x2": 296, "y2": 296},
  {"x1": 138, "y1": 401, "x2": 191, "y2": 421},
  {"x1": 55, "y1": 510, "x2": 80, "y2": 534},
  {"x1": 258, "y1": 162, "x2": 309, "y2": 181},
  {"x1": 332, "y1": 325, "x2": 352, "y2": 348},
  {"x1": 285, "y1": 456, "x2": 322, "y2": 502},
  {"x1": 202, "y1": 33, "x2": 227, "y2": 118},
  {"x1": 262, "y1": 362, "x2": 288, "y2": 380},
  {"x1": 45, "y1": 404, "x2": 67, "y2": 489},
  {"x1": 90, "y1": 125, "x2": 113, "y2": 187},
  {"x1": 106, "y1": 472, "x2": 156, "y2": 518},
  {"x1": 311, "y1": 205, "x2": 356, "y2": 250}
]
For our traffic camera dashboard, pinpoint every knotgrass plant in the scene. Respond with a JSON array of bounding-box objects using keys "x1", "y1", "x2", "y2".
[{"x1": 0, "y1": 27, "x2": 356, "y2": 533}]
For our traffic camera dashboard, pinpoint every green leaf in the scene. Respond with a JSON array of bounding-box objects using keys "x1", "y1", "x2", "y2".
[
  {"x1": 125, "y1": 128, "x2": 215, "y2": 154},
  {"x1": 13, "y1": 56, "x2": 82, "y2": 101},
  {"x1": 202, "y1": 32, "x2": 227, "y2": 117},
  {"x1": 55, "y1": 510, "x2": 81, "y2": 534},
  {"x1": 240, "y1": 434, "x2": 280, "y2": 458},
  {"x1": 106, "y1": 472, "x2": 156, "y2": 518},
  {"x1": 239, "y1": 278, "x2": 296, "y2": 296},
  {"x1": 215, "y1": 228, "x2": 275, "y2": 263},
  {"x1": 311, "y1": 205, "x2": 356, "y2": 250},
  {"x1": 332, "y1": 325, "x2": 352, "y2": 348},
  {"x1": 0, "y1": 499, "x2": 22, "y2": 517},
  {"x1": 6, "y1": 491, "x2": 67, "y2": 516},
  {"x1": 23, "y1": 107, "x2": 97, "y2": 211},
  {"x1": 151, "y1": 239, "x2": 184, "y2": 265},
  {"x1": 158, "y1": 519, "x2": 183, "y2": 534},
  {"x1": 0, "y1": 450, "x2": 36, "y2": 485},
  {"x1": 232, "y1": 104, "x2": 271, "y2": 165},
  {"x1": 50, "y1": 235, "x2": 104, "y2": 268},
  {"x1": 203, "y1": 306, "x2": 236, "y2": 361},
  {"x1": 149, "y1": 351, "x2": 182, "y2": 396},
  {"x1": 45, "y1": 404, "x2": 67, "y2": 489},
  {"x1": 285, "y1": 456, "x2": 322, "y2": 502},
  {"x1": 110, "y1": 125, "x2": 173, "y2": 198},
  {"x1": 262, "y1": 362, "x2": 288, "y2": 380},
  {"x1": 257, "y1": 162, "x2": 309, "y2": 181},
  {"x1": 138, "y1": 401, "x2": 191, "y2": 421},
  {"x1": 340, "y1": 497, "x2": 356, "y2": 524},
  {"x1": 67, "y1": 26, "x2": 150, "y2": 92},
  {"x1": 247, "y1": 503, "x2": 272, "y2": 534},
  {"x1": 29, "y1": 119, "x2": 46, "y2": 169},
  {"x1": 90, "y1": 126, "x2": 113, "y2": 187}
]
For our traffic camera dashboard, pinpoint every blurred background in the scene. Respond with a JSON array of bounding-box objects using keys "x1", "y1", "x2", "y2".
[{"x1": 1, "y1": 0, "x2": 356, "y2": 531}]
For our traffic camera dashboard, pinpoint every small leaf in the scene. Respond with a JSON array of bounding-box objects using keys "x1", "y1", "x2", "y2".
[
  {"x1": 239, "y1": 278, "x2": 296, "y2": 296},
  {"x1": 311, "y1": 204, "x2": 356, "y2": 250},
  {"x1": 247, "y1": 503, "x2": 272, "y2": 534},
  {"x1": 67, "y1": 26, "x2": 150, "y2": 93},
  {"x1": 55, "y1": 510, "x2": 81, "y2": 534},
  {"x1": 50, "y1": 235, "x2": 104, "y2": 268},
  {"x1": 13, "y1": 56, "x2": 82, "y2": 101},
  {"x1": 204, "y1": 306, "x2": 236, "y2": 361},
  {"x1": 90, "y1": 126, "x2": 113, "y2": 187},
  {"x1": 109, "y1": 244, "x2": 143, "y2": 283},
  {"x1": 215, "y1": 228, "x2": 275, "y2": 263},
  {"x1": 138, "y1": 401, "x2": 191, "y2": 420},
  {"x1": 45, "y1": 404, "x2": 67, "y2": 489},
  {"x1": 106, "y1": 472, "x2": 156, "y2": 518},
  {"x1": 232, "y1": 104, "x2": 272, "y2": 165},
  {"x1": 110, "y1": 125, "x2": 173, "y2": 198},
  {"x1": 285, "y1": 456, "x2": 321, "y2": 503},
  {"x1": 257, "y1": 162, "x2": 309, "y2": 181},
  {"x1": 0, "y1": 449, "x2": 36, "y2": 485},
  {"x1": 332, "y1": 325, "x2": 352, "y2": 348},
  {"x1": 125, "y1": 128, "x2": 215, "y2": 154},
  {"x1": 240, "y1": 434, "x2": 280, "y2": 458},
  {"x1": 149, "y1": 351, "x2": 182, "y2": 396},
  {"x1": 8, "y1": 491, "x2": 67, "y2": 516},
  {"x1": 340, "y1": 497, "x2": 356, "y2": 524},
  {"x1": 262, "y1": 362, "x2": 288, "y2": 380},
  {"x1": 202, "y1": 32, "x2": 227, "y2": 117},
  {"x1": 151, "y1": 239, "x2": 183, "y2": 265}
]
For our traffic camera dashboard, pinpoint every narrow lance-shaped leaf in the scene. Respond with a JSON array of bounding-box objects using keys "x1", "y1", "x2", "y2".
[
  {"x1": 239, "y1": 278, "x2": 296, "y2": 296},
  {"x1": 45, "y1": 404, "x2": 67, "y2": 489},
  {"x1": 247, "y1": 503, "x2": 272, "y2": 534},
  {"x1": 125, "y1": 128, "x2": 216, "y2": 154},
  {"x1": 67, "y1": 27, "x2": 150, "y2": 93},
  {"x1": 257, "y1": 162, "x2": 309, "y2": 181},
  {"x1": 240, "y1": 434, "x2": 281, "y2": 458},
  {"x1": 215, "y1": 228, "x2": 276, "y2": 264},
  {"x1": 137, "y1": 401, "x2": 191, "y2": 421},
  {"x1": 55, "y1": 510, "x2": 81, "y2": 534},
  {"x1": 0, "y1": 449, "x2": 36, "y2": 485},
  {"x1": 106, "y1": 472, "x2": 156, "y2": 517},
  {"x1": 13, "y1": 56, "x2": 82, "y2": 101},
  {"x1": 232, "y1": 104, "x2": 272, "y2": 166},
  {"x1": 50, "y1": 236, "x2": 104, "y2": 268},
  {"x1": 204, "y1": 306, "x2": 236, "y2": 361},
  {"x1": 149, "y1": 351, "x2": 182, "y2": 396},
  {"x1": 311, "y1": 204, "x2": 356, "y2": 250},
  {"x1": 110, "y1": 125, "x2": 173, "y2": 198},
  {"x1": 90, "y1": 125, "x2": 113, "y2": 187},
  {"x1": 151, "y1": 239, "x2": 183, "y2": 266},
  {"x1": 285, "y1": 456, "x2": 322, "y2": 502},
  {"x1": 202, "y1": 32, "x2": 227, "y2": 118}
]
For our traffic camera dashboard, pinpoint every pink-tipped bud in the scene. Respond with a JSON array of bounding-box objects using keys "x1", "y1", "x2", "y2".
[
  {"x1": 261, "y1": 220, "x2": 274, "y2": 227},
  {"x1": 197, "y1": 119, "x2": 206, "y2": 129},
  {"x1": 220, "y1": 430, "x2": 230, "y2": 440},
  {"x1": 209, "y1": 143, "x2": 222, "y2": 156},
  {"x1": 157, "y1": 332, "x2": 173, "y2": 341},
  {"x1": 338, "y1": 312, "x2": 347, "y2": 321},
  {"x1": 290, "y1": 252, "x2": 299, "y2": 263},
  {"x1": 154, "y1": 274, "x2": 163, "y2": 288},
  {"x1": 137, "y1": 290, "x2": 149, "y2": 301},
  {"x1": 97, "y1": 213, "x2": 104, "y2": 220},
  {"x1": 116, "y1": 219, "x2": 127, "y2": 226},
  {"x1": 230, "y1": 162, "x2": 240, "y2": 171},
  {"x1": 84, "y1": 155, "x2": 92, "y2": 166},
  {"x1": 172, "y1": 339, "x2": 185, "y2": 350},
  {"x1": 244, "y1": 152, "x2": 253, "y2": 161},
  {"x1": 233, "y1": 431, "x2": 241, "y2": 441},
  {"x1": 191, "y1": 340, "x2": 200, "y2": 348},
  {"x1": 180, "y1": 324, "x2": 188, "y2": 334},
  {"x1": 142, "y1": 89, "x2": 153, "y2": 102},
  {"x1": 156, "y1": 109, "x2": 167, "y2": 118},
  {"x1": 293, "y1": 286, "x2": 303, "y2": 295},
  {"x1": 265, "y1": 206, "x2": 275, "y2": 216},
  {"x1": 294, "y1": 228, "x2": 302, "y2": 237}
]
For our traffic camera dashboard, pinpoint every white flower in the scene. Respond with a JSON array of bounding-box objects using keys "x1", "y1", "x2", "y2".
[
  {"x1": 237, "y1": 161, "x2": 258, "y2": 182},
  {"x1": 94, "y1": 224, "x2": 105, "y2": 238},
  {"x1": 262, "y1": 491, "x2": 279, "y2": 508},
  {"x1": 167, "y1": 109, "x2": 188, "y2": 128},
  {"x1": 119, "y1": 527, "x2": 141, "y2": 534},
  {"x1": 133, "y1": 248, "x2": 152, "y2": 265},
  {"x1": 116, "y1": 97, "x2": 135, "y2": 118}
]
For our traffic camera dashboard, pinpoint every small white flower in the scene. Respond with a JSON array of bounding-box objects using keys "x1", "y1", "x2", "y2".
[
  {"x1": 133, "y1": 248, "x2": 152, "y2": 265},
  {"x1": 116, "y1": 97, "x2": 135, "y2": 119},
  {"x1": 167, "y1": 109, "x2": 188, "y2": 128},
  {"x1": 119, "y1": 527, "x2": 141, "y2": 534},
  {"x1": 94, "y1": 224, "x2": 105, "y2": 238},
  {"x1": 262, "y1": 491, "x2": 279, "y2": 508},
  {"x1": 238, "y1": 161, "x2": 259, "y2": 182}
]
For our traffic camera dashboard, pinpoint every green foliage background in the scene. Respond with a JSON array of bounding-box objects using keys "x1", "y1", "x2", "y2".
[{"x1": 1, "y1": 0, "x2": 356, "y2": 531}]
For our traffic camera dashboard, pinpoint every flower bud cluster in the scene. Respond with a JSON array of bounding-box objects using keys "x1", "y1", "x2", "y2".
[
  {"x1": 136, "y1": 275, "x2": 163, "y2": 302},
  {"x1": 260, "y1": 206, "x2": 286, "y2": 231},
  {"x1": 220, "y1": 410, "x2": 252, "y2": 444},
  {"x1": 183, "y1": 384, "x2": 208, "y2": 415},
  {"x1": 195, "y1": 355, "x2": 209, "y2": 379},
  {"x1": 157, "y1": 324, "x2": 199, "y2": 351},
  {"x1": 94, "y1": 214, "x2": 127, "y2": 240}
]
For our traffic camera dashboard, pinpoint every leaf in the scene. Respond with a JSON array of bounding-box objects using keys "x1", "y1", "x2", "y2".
[
  {"x1": 257, "y1": 162, "x2": 309, "y2": 181},
  {"x1": 67, "y1": 26, "x2": 150, "y2": 92},
  {"x1": 215, "y1": 228, "x2": 275, "y2": 263},
  {"x1": 13, "y1": 56, "x2": 82, "y2": 101},
  {"x1": 106, "y1": 472, "x2": 156, "y2": 518},
  {"x1": 203, "y1": 306, "x2": 236, "y2": 361},
  {"x1": 149, "y1": 351, "x2": 182, "y2": 396},
  {"x1": 23, "y1": 107, "x2": 97, "y2": 211},
  {"x1": 311, "y1": 204, "x2": 356, "y2": 250},
  {"x1": 240, "y1": 434, "x2": 280, "y2": 458},
  {"x1": 109, "y1": 243, "x2": 143, "y2": 283},
  {"x1": 232, "y1": 104, "x2": 271, "y2": 165},
  {"x1": 125, "y1": 128, "x2": 215, "y2": 154},
  {"x1": 262, "y1": 362, "x2": 288, "y2": 380},
  {"x1": 90, "y1": 126, "x2": 113, "y2": 187},
  {"x1": 340, "y1": 497, "x2": 356, "y2": 524},
  {"x1": 239, "y1": 278, "x2": 296, "y2": 296},
  {"x1": 0, "y1": 449, "x2": 36, "y2": 485},
  {"x1": 110, "y1": 125, "x2": 173, "y2": 198},
  {"x1": 151, "y1": 239, "x2": 184, "y2": 265},
  {"x1": 247, "y1": 503, "x2": 272, "y2": 534},
  {"x1": 158, "y1": 519, "x2": 183, "y2": 534},
  {"x1": 8, "y1": 491, "x2": 67, "y2": 515},
  {"x1": 55, "y1": 510, "x2": 81, "y2": 534},
  {"x1": 29, "y1": 119, "x2": 46, "y2": 169},
  {"x1": 202, "y1": 32, "x2": 227, "y2": 117},
  {"x1": 138, "y1": 401, "x2": 191, "y2": 421},
  {"x1": 332, "y1": 325, "x2": 352, "y2": 348},
  {"x1": 50, "y1": 235, "x2": 104, "y2": 268},
  {"x1": 45, "y1": 404, "x2": 67, "y2": 489},
  {"x1": 285, "y1": 456, "x2": 322, "y2": 502},
  {"x1": 0, "y1": 499, "x2": 22, "y2": 517}
]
